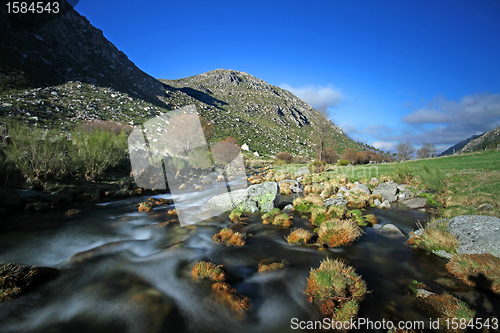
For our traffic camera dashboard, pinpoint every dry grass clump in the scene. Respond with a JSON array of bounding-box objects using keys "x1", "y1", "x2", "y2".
[
  {"x1": 305, "y1": 258, "x2": 367, "y2": 321},
  {"x1": 167, "y1": 209, "x2": 178, "y2": 215},
  {"x1": 262, "y1": 208, "x2": 293, "y2": 227},
  {"x1": 328, "y1": 204, "x2": 348, "y2": 219},
  {"x1": 137, "y1": 202, "x2": 154, "y2": 212},
  {"x1": 363, "y1": 214, "x2": 377, "y2": 224},
  {"x1": 409, "y1": 220, "x2": 458, "y2": 254},
  {"x1": 304, "y1": 184, "x2": 323, "y2": 195},
  {"x1": 310, "y1": 206, "x2": 329, "y2": 226},
  {"x1": 345, "y1": 193, "x2": 370, "y2": 209},
  {"x1": 320, "y1": 183, "x2": 338, "y2": 198},
  {"x1": 414, "y1": 294, "x2": 475, "y2": 332},
  {"x1": 286, "y1": 228, "x2": 314, "y2": 245},
  {"x1": 446, "y1": 254, "x2": 500, "y2": 294},
  {"x1": 191, "y1": 261, "x2": 227, "y2": 281},
  {"x1": 149, "y1": 198, "x2": 173, "y2": 206},
  {"x1": 257, "y1": 261, "x2": 285, "y2": 273},
  {"x1": 213, "y1": 228, "x2": 246, "y2": 246},
  {"x1": 212, "y1": 282, "x2": 252, "y2": 313},
  {"x1": 246, "y1": 176, "x2": 262, "y2": 185},
  {"x1": 338, "y1": 176, "x2": 348, "y2": 185},
  {"x1": 279, "y1": 182, "x2": 293, "y2": 194},
  {"x1": 379, "y1": 175, "x2": 392, "y2": 182},
  {"x1": 368, "y1": 193, "x2": 383, "y2": 206},
  {"x1": 304, "y1": 194, "x2": 324, "y2": 206},
  {"x1": 316, "y1": 219, "x2": 363, "y2": 247}
]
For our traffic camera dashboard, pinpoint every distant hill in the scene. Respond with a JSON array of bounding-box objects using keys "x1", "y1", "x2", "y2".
[
  {"x1": 437, "y1": 134, "x2": 483, "y2": 156},
  {"x1": 438, "y1": 126, "x2": 500, "y2": 156},
  {"x1": 160, "y1": 69, "x2": 363, "y2": 155},
  {"x1": 461, "y1": 126, "x2": 500, "y2": 153},
  {"x1": 0, "y1": 5, "x2": 364, "y2": 156}
]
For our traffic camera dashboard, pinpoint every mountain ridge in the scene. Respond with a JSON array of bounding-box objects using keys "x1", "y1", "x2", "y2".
[{"x1": 0, "y1": 7, "x2": 364, "y2": 156}]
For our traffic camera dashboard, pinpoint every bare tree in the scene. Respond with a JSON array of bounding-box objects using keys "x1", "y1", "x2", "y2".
[
  {"x1": 396, "y1": 141, "x2": 415, "y2": 161},
  {"x1": 416, "y1": 143, "x2": 437, "y2": 159},
  {"x1": 314, "y1": 105, "x2": 332, "y2": 162}
]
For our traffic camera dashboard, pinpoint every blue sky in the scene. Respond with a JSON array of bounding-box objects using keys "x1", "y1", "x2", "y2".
[{"x1": 76, "y1": 0, "x2": 500, "y2": 154}]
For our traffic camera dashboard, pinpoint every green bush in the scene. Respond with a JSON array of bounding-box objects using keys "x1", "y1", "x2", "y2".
[
  {"x1": 3, "y1": 124, "x2": 68, "y2": 184},
  {"x1": 0, "y1": 155, "x2": 22, "y2": 189},
  {"x1": 336, "y1": 159, "x2": 350, "y2": 166},
  {"x1": 419, "y1": 165, "x2": 446, "y2": 193},
  {"x1": 394, "y1": 164, "x2": 414, "y2": 184},
  {"x1": 68, "y1": 128, "x2": 128, "y2": 180}
]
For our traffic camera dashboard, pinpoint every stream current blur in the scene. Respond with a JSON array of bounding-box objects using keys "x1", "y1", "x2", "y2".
[{"x1": 0, "y1": 192, "x2": 496, "y2": 333}]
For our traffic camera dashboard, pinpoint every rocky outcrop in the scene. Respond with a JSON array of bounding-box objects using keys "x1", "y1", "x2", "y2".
[
  {"x1": 448, "y1": 215, "x2": 500, "y2": 258},
  {"x1": 206, "y1": 182, "x2": 279, "y2": 213}
]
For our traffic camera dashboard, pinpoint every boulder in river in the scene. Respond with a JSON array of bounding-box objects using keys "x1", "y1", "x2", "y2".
[
  {"x1": 373, "y1": 181, "x2": 398, "y2": 202},
  {"x1": 399, "y1": 197, "x2": 427, "y2": 209},
  {"x1": 448, "y1": 215, "x2": 500, "y2": 258},
  {"x1": 206, "y1": 182, "x2": 279, "y2": 213}
]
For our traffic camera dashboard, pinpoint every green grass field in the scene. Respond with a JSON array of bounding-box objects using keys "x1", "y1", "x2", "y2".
[{"x1": 274, "y1": 150, "x2": 500, "y2": 218}]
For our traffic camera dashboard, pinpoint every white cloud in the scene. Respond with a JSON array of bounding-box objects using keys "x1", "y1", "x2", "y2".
[
  {"x1": 402, "y1": 93, "x2": 500, "y2": 130},
  {"x1": 371, "y1": 141, "x2": 396, "y2": 152},
  {"x1": 280, "y1": 83, "x2": 344, "y2": 108}
]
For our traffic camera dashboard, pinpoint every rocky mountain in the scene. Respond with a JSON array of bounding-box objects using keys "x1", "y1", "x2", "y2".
[
  {"x1": 160, "y1": 69, "x2": 362, "y2": 155},
  {"x1": 0, "y1": 4, "x2": 363, "y2": 156},
  {"x1": 437, "y1": 134, "x2": 482, "y2": 156},
  {"x1": 461, "y1": 126, "x2": 500, "y2": 153},
  {"x1": 438, "y1": 126, "x2": 500, "y2": 156}
]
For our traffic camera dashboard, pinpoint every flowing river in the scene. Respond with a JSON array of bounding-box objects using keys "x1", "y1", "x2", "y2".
[{"x1": 0, "y1": 192, "x2": 498, "y2": 333}]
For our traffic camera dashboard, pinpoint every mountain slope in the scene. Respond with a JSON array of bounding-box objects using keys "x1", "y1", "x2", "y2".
[
  {"x1": 437, "y1": 134, "x2": 483, "y2": 156},
  {"x1": 160, "y1": 69, "x2": 361, "y2": 155},
  {"x1": 0, "y1": 6, "x2": 362, "y2": 156},
  {"x1": 461, "y1": 126, "x2": 500, "y2": 153}
]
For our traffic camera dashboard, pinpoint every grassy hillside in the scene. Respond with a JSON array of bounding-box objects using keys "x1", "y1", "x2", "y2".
[{"x1": 275, "y1": 150, "x2": 500, "y2": 218}]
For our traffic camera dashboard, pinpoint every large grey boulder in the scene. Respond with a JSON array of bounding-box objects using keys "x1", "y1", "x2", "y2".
[
  {"x1": 377, "y1": 223, "x2": 405, "y2": 237},
  {"x1": 373, "y1": 181, "x2": 399, "y2": 202},
  {"x1": 206, "y1": 182, "x2": 279, "y2": 213},
  {"x1": 399, "y1": 197, "x2": 427, "y2": 209},
  {"x1": 294, "y1": 166, "x2": 310, "y2": 177},
  {"x1": 448, "y1": 215, "x2": 500, "y2": 258},
  {"x1": 351, "y1": 184, "x2": 371, "y2": 195}
]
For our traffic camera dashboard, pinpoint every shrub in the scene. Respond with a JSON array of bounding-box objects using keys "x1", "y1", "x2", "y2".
[
  {"x1": 316, "y1": 219, "x2": 362, "y2": 247},
  {"x1": 3, "y1": 124, "x2": 68, "y2": 184},
  {"x1": 0, "y1": 155, "x2": 22, "y2": 189},
  {"x1": 286, "y1": 228, "x2": 313, "y2": 245},
  {"x1": 336, "y1": 159, "x2": 350, "y2": 166},
  {"x1": 191, "y1": 261, "x2": 227, "y2": 281},
  {"x1": 275, "y1": 151, "x2": 293, "y2": 164},
  {"x1": 308, "y1": 160, "x2": 326, "y2": 173},
  {"x1": 305, "y1": 258, "x2": 367, "y2": 320},
  {"x1": 68, "y1": 127, "x2": 128, "y2": 180},
  {"x1": 394, "y1": 164, "x2": 414, "y2": 184},
  {"x1": 419, "y1": 165, "x2": 447, "y2": 193},
  {"x1": 322, "y1": 147, "x2": 339, "y2": 164}
]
